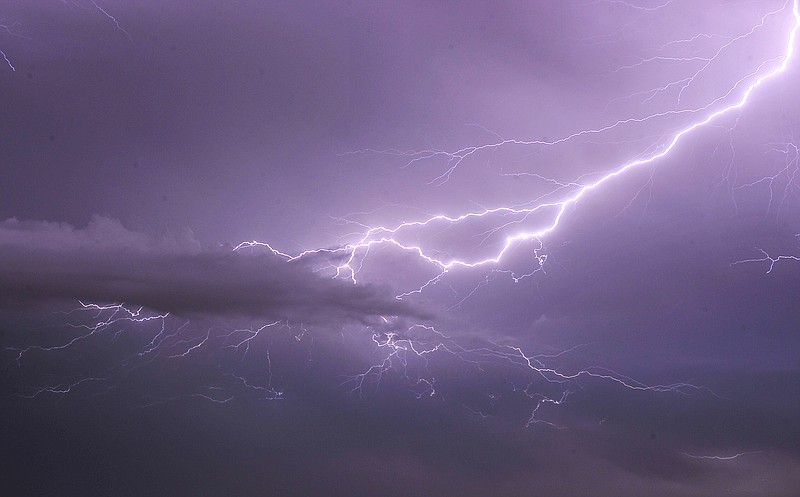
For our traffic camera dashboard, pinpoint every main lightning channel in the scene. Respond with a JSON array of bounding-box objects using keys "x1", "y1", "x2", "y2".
[{"x1": 238, "y1": 0, "x2": 800, "y2": 291}]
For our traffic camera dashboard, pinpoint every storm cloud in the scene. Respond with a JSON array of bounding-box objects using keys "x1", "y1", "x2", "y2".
[
  {"x1": 0, "y1": 216, "x2": 425, "y2": 322},
  {"x1": 2, "y1": 0, "x2": 800, "y2": 496}
]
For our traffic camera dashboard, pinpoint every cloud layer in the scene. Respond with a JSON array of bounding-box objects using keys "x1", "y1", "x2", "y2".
[{"x1": 0, "y1": 216, "x2": 424, "y2": 322}]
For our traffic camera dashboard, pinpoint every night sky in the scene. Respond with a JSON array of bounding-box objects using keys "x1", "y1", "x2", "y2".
[{"x1": 2, "y1": 1, "x2": 800, "y2": 496}]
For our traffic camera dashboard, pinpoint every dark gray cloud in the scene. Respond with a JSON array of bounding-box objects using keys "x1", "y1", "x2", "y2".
[{"x1": 0, "y1": 215, "x2": 425, "y2": 322}]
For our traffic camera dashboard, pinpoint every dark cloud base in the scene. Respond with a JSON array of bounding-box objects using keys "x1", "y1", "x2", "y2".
[
  {"x1": 0, "y1": 216, "x2": 425, "y2": 322},
  {"x1": 2, "y1": 370, "x2": 799, "y2": 497}
]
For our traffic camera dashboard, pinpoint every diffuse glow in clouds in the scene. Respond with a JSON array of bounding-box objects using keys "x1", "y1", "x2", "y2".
[{"x1": 2, "y1": 1, "x2": 800, "y2": 496}]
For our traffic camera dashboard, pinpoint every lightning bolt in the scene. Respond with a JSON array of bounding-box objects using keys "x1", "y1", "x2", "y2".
[
  {"x1": 240, "y1": 0, "x2": 800, "y2": 297},
  {"x1": 5, "y1": 302, "x2": 289, "y2": 404},
  {"x1": 88, "y1": 0, "x2": 133, "y2": 43},
  {"x1": 0, "y1": 48, "x2": 13, "y2": 71},
  {"x1": 681, "y1": 450, "x2": 765, "y2": 461},
  {"x1": 1, "y1": 1, "x2": 131, "y2": 73},
  {"x1": 0, "y1": 17, "x2": 28, "y2": 71},
  {"x1": 232, "y1": 0, "x2": 800, "y2": 423},
  {"x1": 7, "y1": 1, "x2": 799, "y2": 429},
  {"x1": 731, "y1": 247, "x2": 800, "y2": 273}
]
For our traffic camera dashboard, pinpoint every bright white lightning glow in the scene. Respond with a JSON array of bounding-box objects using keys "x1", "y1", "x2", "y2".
[{"x1": 238, "y1": 0, "x2": 800, "y2": 295}]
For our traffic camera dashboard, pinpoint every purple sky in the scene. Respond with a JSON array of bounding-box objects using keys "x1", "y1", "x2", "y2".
[{"x1": 2, "y1": 1, "x2": 800, "y2": 496}]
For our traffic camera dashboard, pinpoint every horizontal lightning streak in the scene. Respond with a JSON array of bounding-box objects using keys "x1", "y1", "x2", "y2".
[
  {"x1": 731, "y1": 248, "x2": 800, "y2": 273},
  {"x1": 681, "y1": 450, "x2": 764, "y2": 460}
]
